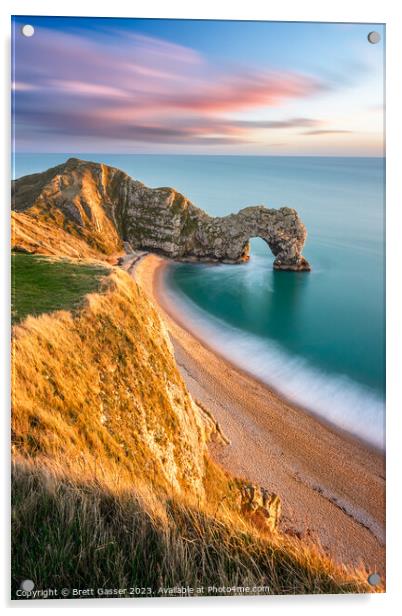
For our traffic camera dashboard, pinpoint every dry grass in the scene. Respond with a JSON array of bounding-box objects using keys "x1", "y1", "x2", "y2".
[
  {"x1": 11, "y1": 211, "x2": 113, "y2": 260},
  {"x1": 12, "y1": 458, "x2": 374, "y2": 597},
  {"x1": 11, "y1": 266, "x2": 380, "y2": 598},
  {"x1": 12, "y1": 268, "x2": 206, "y2": 496}
]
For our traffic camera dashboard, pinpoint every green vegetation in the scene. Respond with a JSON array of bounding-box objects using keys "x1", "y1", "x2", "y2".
[
  {"x1": 12, "y1": 462, "x2": 371, "y2": 598},
  {"x1": 11, "y1": 252, "x2": 109, "y2": 323},
  {"x1": 182, "y1": 214, "x2": 199, "y2": 237}
]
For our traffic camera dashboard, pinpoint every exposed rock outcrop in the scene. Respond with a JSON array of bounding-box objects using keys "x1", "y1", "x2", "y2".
[
  {"x1": 239, "y1": 482, "x2": 282, "y2": 533},
  {"x1": 12, "y1": 157, "x2": 310, "y2": 271}
]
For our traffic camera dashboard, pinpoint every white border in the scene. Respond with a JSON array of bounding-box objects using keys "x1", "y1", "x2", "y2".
[{"x1": 1, "y1": 1, "x2": 401, "y2": 614}]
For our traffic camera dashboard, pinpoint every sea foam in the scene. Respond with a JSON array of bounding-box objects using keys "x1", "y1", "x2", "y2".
[{"x1": 162, "y1": 272, "x2": 385, "y2": 451}]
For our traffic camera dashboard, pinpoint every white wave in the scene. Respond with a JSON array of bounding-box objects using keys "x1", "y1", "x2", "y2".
[{"x1": 163, "y1": 274, "x2": 385, "y2": 451}]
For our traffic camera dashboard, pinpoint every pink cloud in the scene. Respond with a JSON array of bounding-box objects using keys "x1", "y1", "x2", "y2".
[
  {"x1": 15, "y1": 26, "x2": 328, "y2": 149},
  {"x1": 162, "y1": 72, "x2": 323, "y2": 114},
  {"x1": 49, "y1": 80, "x2": 128, "y2": 98}
]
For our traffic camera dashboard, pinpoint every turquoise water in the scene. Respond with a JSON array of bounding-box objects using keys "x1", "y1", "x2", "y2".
[{"x1": 14, "y1": 154, "x2": 385, "y2": 448}]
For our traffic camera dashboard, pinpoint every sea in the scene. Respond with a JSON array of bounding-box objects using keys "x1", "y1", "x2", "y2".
[{"x1": 14, "y1": 154, "x2": 385, "y2": 449}]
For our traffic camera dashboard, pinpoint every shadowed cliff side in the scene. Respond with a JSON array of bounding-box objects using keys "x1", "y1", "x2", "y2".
[{"x1": 12, "y1": 158, "x2": 310, "y2": 271}]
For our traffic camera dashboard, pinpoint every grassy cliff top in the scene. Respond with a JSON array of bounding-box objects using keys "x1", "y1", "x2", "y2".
[{"x1": 11, "y1": 252, "x2": 109, "y2": 323}]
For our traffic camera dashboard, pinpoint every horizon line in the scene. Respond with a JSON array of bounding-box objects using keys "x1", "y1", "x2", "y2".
[{"x1": 13, "y1": 152, "x2": 385, "y2": 159}]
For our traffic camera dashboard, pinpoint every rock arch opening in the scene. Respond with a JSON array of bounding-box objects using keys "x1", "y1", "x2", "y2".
[{"x1": 241, "y1": 236, "x2": 277, "y2": 263}]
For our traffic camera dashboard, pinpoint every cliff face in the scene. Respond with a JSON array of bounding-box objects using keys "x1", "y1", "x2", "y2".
[
  {"x1": 12, "y1": 268, "x2": 207, "y2": 497},
  {"x1": 12, "y1": 159, "x2": 124, "y2": 255},
  {"x1": 12, "y1": 158, "x2": 310, "y2": 271},
  {"x1": 179, "y1": 206, "x2": 310, "y2": 271}
]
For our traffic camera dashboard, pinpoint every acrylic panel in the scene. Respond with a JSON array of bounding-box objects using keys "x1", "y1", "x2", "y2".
[{"x1": 11, "y1": 16, "x2": 385, "y2": 600}]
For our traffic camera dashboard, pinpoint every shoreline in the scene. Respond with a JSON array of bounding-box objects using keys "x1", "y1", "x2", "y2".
[
  {"x1": 157, "y1": 262, "x2": 383, "y2": 457},
  {"x1": 134, "y1": 254, "x2": 385, "y2": 574}
]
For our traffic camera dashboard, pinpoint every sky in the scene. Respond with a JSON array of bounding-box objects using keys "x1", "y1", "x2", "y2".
[{"x1": 12, "y1": 16, "x2": 385, "y2": 156}]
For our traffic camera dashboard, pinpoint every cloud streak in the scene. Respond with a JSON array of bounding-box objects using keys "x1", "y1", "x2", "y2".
[
  {"x1": 13, "y1": 25, "x2": 329, "y2": 149},
  {"x1": 20, "y1": 107, "x2": 327, "y2": 145},
  {"x1": 303, "y1": 129, "x2": 354, "y2": 136}
]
